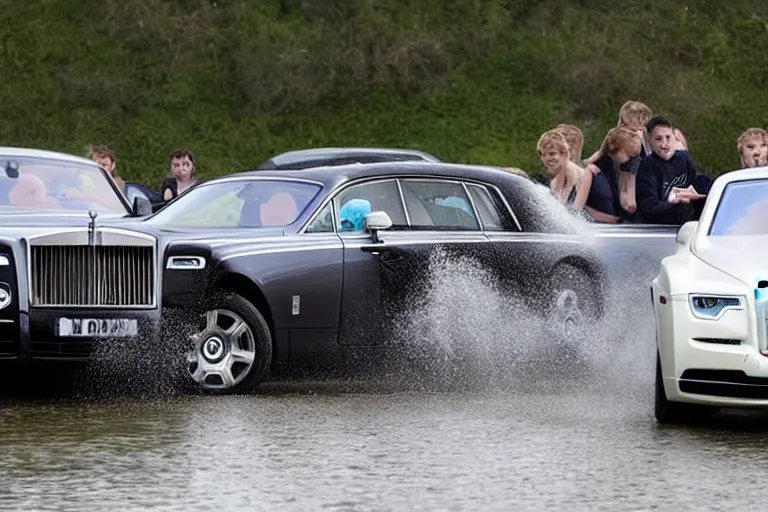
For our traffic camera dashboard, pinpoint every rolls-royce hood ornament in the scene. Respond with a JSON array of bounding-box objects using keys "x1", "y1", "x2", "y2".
[{"x1": 87, "y1": 209, "x2": 101, "y2": 246}]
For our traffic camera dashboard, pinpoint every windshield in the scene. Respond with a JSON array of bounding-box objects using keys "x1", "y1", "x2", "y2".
[
  {"x1": 145, "y1": 179, "x2": 322, "y2": 228},
  {"x1": 0, "y1": 156, "x2": 128, "y2": 215},
  {"x1": 709, "y1": 179, "x2": 768, "y2": 236}
]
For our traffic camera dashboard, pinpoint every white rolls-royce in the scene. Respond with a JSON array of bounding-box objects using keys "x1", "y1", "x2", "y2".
[{"x1": 652, "y1": 166, "x2": 768, "y2": 423}]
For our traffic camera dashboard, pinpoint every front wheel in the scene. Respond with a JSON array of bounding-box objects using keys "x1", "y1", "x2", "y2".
[
  {"x1": 185, "y1": 292, "x2": 273, "y2": 394},
  {"x1": 546, "y1": 264, "x2": 600, "y2": 344}
]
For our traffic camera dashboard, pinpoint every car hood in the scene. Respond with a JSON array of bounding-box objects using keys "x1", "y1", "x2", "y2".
[{"x1": 693, "y1": 235, "x2": 768, "y2": 287}]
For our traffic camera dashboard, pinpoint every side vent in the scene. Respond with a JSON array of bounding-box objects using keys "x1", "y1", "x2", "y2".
[{"x1": 693, "y1": 338, "x2": 741, "y2": 345}]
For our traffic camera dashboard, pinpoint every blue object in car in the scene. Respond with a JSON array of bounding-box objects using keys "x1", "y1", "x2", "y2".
[
  {"x1": 339, "y1": 199, "x2": 372, "y2": 232},
  {"x1": 436, "y1": 196, "x2": 471, "y2": 214}
]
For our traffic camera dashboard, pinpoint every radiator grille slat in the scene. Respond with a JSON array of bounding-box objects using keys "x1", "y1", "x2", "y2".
[{"x1": 31, "y1": 246, "x2": 154, "y2": 307}]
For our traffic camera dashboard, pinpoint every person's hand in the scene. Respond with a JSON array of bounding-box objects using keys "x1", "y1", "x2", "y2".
[
  {"x1": 586, "y1": 163, "x2": 601, "y2": 176},
  {"x1": 668, "y1": 187, "x2": 691, "y2": 204},
  {"x1": 673, "y1": 185, "x2": 705, "y2": 202}
]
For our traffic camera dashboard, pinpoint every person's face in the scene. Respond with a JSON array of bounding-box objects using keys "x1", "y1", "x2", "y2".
[
  {"x1": 740, "y1": 136, "x2": 768, "y2": 168},
  {"x1": 92, "y1": 155, "x2": 115, "y2": 174},
  {"x1": 626, "y1": 114, "x2": 649, "y2": 141},
  {"x1": 539, "y1": 147, "x2": 568, "y2": 174},
  {"x1": 649, "y1": 125, "x2": 676, "y2": 161},
  {"x1": 171, "y1": 156, "x2": 194, "y2": 180}
]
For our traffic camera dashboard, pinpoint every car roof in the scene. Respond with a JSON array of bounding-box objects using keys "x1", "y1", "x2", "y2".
[
  {"x1": 259, "y1": 147, "x2": 441, "y2": 169},
  {"x1": 0, "y1": 146, "x2": 98, "y2": 167},
  {"x1": 212, "y1": 161, "x2": 529, "y2": 190}
]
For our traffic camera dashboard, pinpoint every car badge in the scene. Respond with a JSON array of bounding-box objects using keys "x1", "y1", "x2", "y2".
[{"x1": 88, "y1": 209, "x2": 101, "y2": 247}]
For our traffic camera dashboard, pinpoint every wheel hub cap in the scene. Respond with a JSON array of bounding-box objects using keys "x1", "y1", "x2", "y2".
[
  {"x1": 186, "y1": 308, "x2": 258, "y2": 390},
  {"x1": 555, "y1": 289, "x2": 583, "y2": 337},
  {"x1": 202, "y1": 336, "x2": 226, "y2": 363}
]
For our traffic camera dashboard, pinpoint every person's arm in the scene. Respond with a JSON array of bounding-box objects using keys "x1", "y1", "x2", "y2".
[
  {"x1": 571, "y1": 169, "x2": 593, "y2": 210},
  {"x1": 635, "y1": 160, "x2": 684, "y2": 220},
  {"x1": 584, "y1": 205, "x2": 620, "y2": 223},
  {"x1": 161, "y1": 176, "x2": 176, "y2": 201}
]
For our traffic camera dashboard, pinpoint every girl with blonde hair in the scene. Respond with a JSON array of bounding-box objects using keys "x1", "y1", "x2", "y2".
[
  {"x1": 736, "y1": 127, "x2": 768, "y2": 168},
  {"x1": 537, "y1": 130, "x2": 591, "y2": 210},
  {"x1": 555, "y1": 124, "x2": 585, "y2": 165},
  {"x1": 617, "y1": 100, "x2": 653, "y2": 156}
]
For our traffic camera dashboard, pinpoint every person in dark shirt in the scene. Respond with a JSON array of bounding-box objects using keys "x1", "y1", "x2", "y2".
[
  {"x1": 635, "y1": 116, "x2": 711, "y2": 225},
  {"x1": 161, "y1": 147, "x2": 199, "y2": 201},
  {"x1": 585, "y1": 127, "x2": 648, "y2": 223}
]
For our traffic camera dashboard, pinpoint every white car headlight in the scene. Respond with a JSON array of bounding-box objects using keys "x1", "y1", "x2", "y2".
[
  {"x1": 0, "y1": 255, "x2": 9, "y2": 266},
  {"x1": 689, "y1": 295, "x2": 743, "y2": 320}
]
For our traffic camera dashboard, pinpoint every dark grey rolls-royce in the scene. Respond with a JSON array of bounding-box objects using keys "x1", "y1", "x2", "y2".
[
  {"x1": 132, "y1": 161, "x2": 607, "y2": 393},
  {"x1": 2, "y1": 151, "x2": 611, "y2": 394}
]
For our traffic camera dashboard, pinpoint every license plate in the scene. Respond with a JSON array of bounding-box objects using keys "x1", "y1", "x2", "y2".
[{"x1": 58, "y1": 318, "x2": 138, "y2": 338}]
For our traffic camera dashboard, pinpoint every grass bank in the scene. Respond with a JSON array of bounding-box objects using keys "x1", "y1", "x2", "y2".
[{"x1": 0, "y1": 0, "x2": 766, "y2": 185}]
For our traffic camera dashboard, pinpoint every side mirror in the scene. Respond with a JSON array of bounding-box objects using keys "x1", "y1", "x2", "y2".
[
  {"x1": 676, "y1": 220, "x2": 698, "y2": 245},
  {"x1": 151, "y1": 200, "x2": 169, "y2": 213},
  {"x1": 132, "y1": 195, "x2": 153, "y2": 217},
  {"x1": 365, "y1": 210, "x2": 392, "y2": 243}
]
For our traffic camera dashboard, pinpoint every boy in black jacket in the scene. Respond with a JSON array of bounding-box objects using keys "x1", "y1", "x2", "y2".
[{"x1": 635, "y1": 116, "x2": 711, "y2": 225}]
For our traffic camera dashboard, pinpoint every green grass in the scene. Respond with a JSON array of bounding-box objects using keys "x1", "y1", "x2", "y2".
[{"x1": 0, "y1": 0, "x2": 766, "y2": 185}]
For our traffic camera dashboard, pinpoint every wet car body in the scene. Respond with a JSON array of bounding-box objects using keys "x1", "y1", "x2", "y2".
[
  {"x1": 109, "y1": 161, "x2": 610, "y2": 393},
  {"x1": 0, "y1": 148, "x2": 154, "y2": 362}
]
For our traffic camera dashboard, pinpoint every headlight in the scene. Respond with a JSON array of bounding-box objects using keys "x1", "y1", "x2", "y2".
[
  {"x1": 166, "y1": 255, "x2": 206, "y2": 270},
  {"x1": 0, "y1": 254, "x2": 9, "y2": 266},
  {"x1": 689, "y1": 295, "x2": 743, "y2": 320}
]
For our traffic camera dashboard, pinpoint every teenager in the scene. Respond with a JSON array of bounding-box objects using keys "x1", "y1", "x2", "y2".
[
  {"x1": 736, "y1": 127, "x2": 768, "y2": 168},
  {"x1": 162, "y1": 147, "x2": 198, "y2": 201},
  {"x1": 635, "y1": 116, "x2": 712, "y2": 225}
]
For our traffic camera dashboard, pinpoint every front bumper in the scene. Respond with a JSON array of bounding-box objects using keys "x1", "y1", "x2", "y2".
[
  {"x1": 659, "y1": 295, "x2": 768, "y2": 407},
  {"x1": 2, "y1": 308, "x2": 162, "y2": 362}
]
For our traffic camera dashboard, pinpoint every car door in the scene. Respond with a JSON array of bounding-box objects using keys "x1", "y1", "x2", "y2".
[{"x1": 334, "y1": 177, "x2": 496, "y2": 346}]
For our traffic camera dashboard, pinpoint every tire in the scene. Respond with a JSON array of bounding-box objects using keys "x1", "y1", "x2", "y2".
[
  {"x1": 185, "y1": 291, "x2": 273, "y2": 395},
  {"x1": 545, "y1": 264, "x2": 599, "y2": 345},
  {"x1": 654, "y1": 352, "x2": 710, "y2": 424}
]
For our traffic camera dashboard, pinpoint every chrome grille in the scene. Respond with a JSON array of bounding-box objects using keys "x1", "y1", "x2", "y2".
[{"x1": 31, "y1": 245, "x2": 155, "y2": 307}]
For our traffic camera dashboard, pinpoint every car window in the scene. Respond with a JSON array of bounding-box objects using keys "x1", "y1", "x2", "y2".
[
  {"x1": 0, "y1": 157, "x2": 129, "y2": 215},
  {"x1": 399, "y1": 179, "x2": 480, "y2": 230},
  {"x1": 334, "y1": 180, "x2": 407, "y2": 232},
  {"x1": 145, "y1": 179, "x2": 322, "y2": 228},
  {"x1": 709, "y1": 178, "x2": 768, "y2": 236},
  {"x1": 466, "y1": 184, "x2": 505, "y2": 230},
  {"x1": 306, "y1": 203, "x2": 334, "y2": 233}
]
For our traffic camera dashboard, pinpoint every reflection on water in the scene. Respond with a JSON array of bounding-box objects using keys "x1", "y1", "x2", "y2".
[{"x1": 2, "y1": 371, "x2": 768, "y2": 511}]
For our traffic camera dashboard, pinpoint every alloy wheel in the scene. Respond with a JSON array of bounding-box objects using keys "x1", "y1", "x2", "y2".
[{"x1": 187, "y1": 308, "x2": 257, "y2": 390}]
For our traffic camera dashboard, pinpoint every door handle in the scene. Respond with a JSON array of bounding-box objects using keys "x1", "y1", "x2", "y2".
[{"x1": 361, "y1": 244, "x2": 394, "y2": 255}]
